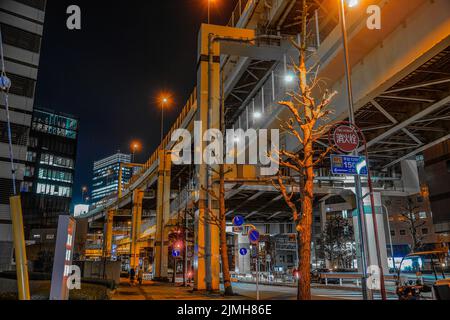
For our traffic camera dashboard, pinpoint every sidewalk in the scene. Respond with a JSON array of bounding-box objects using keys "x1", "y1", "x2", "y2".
[{"x1": 112, "y1": 278, "x2": 249, "y2": 300}]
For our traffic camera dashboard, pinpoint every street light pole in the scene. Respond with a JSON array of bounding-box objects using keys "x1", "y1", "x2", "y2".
[
  {"x1": 337, "y1": 0, "x2": 371, "y2": 300},
  {"x1": 208, "y1": 0, "x2": 211, "y2": 24},
  {"x1": 161, "y1": 99, "x2": 167, "y2": 144}
]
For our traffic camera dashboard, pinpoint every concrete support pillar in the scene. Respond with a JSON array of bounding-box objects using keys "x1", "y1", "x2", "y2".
[
  {"x1": 103, "y1": 209, "x2": 114, "y2": 259},
  {"x1": 352, "y1": 189, "x2": 389, "y2": 275},
  {"x1": 154, "y1": 150, "x2": 171, "y2": 280},
  {"x1": 194, "y1": 24, "x2": 255, "y2": 291},
  {"x1": 235, "y1": 233, "x2": 251, "y2": 274},
  {"x1": 130, "y1": 190, "x2": 144, "y2": 270}
]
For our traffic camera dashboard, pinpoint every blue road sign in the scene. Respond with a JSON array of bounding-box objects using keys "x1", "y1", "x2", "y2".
[
  {"x1": 233, "y1": 215, "x2": 245, "y2": 227},
  {"x1": 239, "y1": 248, "x2": 248, "y2": 256},
  {"x1": 331, "y1": 154, "x2": 368, "y2": 175},
  {"x1": 172, "y1": 249, "x2": 181, "y2": 257},
  {"x1": 248, "y1": 229, "x2": 260, "y2": 243}
]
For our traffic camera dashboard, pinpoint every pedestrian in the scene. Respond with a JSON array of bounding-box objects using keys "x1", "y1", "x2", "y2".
[
  {"x1": 129, "y1": 267, "x2": 135, "y2": 286},
  {"x1": 137, "y1": 267, "x2": 144, "y2": 285}
]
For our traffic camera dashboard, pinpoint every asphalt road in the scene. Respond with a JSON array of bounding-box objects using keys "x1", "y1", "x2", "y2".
[{"x1": 231, "y1": 283, "x2": 398, "y2": 300}]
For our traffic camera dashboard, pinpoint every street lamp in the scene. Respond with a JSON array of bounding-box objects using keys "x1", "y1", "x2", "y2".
[
  {"x1": 158, "y1": 95, "x2": 171, "y2": 144},
  {"x1": 207, "y1": 0, "x2": 215, "y2": 24},
  {"x1": 81, "y1": 186, "x2": 88, "y2": 203},
  {"x1": 130, "y1": 140, "x2": 141, "y2": 163},
  {"x1": 337, "y1": 0, "x2": 371, "y2": 300}
]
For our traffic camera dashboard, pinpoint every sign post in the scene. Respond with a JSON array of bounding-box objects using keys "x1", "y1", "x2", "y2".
[
  {"x1": 50, "y1": 215, "x2": 76, "y2": 300},
  {"x1": 329, "y1": 122, "x2": 387, "y2": 300},
  {"x1": 248, "y1": 228, "x2": 260, "y2": 300}
]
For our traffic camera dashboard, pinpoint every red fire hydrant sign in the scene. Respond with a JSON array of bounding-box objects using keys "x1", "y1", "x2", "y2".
[{"x1": 333, "y1": 125, "x2": 360, "y2": 153}]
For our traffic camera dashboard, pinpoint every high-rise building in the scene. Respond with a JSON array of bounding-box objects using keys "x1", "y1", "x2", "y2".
[
  {"x1": 91, "y1": 153, "x2": 132, "y2": 207},
  {"x1": 21, "y1": 107, "x2": 78, "y2": 246},
  {"x1": 424, "y1": 140, "x2": 450, "y2": 235},
  {"x1": 0, "y1": 0, "x2": 46, "y2": 268}
]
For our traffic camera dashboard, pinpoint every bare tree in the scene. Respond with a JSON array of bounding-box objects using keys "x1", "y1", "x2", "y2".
[
  {"x1": 401, "y1": 197, "x2": 427, "y2": 252},
  {"x1": 273, "y1": 0, "x2": 337, "y2": 300},
  {"x1": 201, "y1": 165, "x2": 234, "y2": 296}
]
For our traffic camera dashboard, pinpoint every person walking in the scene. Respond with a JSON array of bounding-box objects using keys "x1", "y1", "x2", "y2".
[
  {"x1": 137, "y1": 267, "x2": 144, "y2": 285},
  {"x1": 129, "y1": 267, "x2": 136, "y2": 286}
]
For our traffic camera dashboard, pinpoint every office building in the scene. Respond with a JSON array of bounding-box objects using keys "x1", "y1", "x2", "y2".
[
  {"x1": 91, "y1": 153, "x2": 132, "y2": 207},
  {"x1": 21, "y1": 107, "x2": 78, "y2": 246},
  {"x1": 0, "y1": 0, "x2": 46, "y2": 269}
]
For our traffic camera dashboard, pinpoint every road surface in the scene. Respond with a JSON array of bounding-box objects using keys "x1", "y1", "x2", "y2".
[{"x1": 231, "y1": 283, "x2": 398, "y2": 300}]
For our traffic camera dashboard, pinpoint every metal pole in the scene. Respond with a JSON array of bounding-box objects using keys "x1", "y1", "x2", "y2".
[
  {"x1": 256, "y1": 243, "x2": 260, "y2": 300},
  {"x1": 338, "y1": 0, "x2": 371, "y2": 300},
  {"x1": 383, "y1": 205, "x2": 396, "y2": 272},
  {"x1": 161, "y1": 102, "x2": 164, "y2": 144},
  {"x1": 10, "y1": 196, "x2": 30, "y2": 300},
  {"x1": 118, "y1": 163, "x2": 123, "y2": 199}
]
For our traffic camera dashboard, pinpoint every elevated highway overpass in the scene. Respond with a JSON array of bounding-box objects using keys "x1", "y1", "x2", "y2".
[{"x1": 79, "y1": 0, "x2": 450, "y2": 291}]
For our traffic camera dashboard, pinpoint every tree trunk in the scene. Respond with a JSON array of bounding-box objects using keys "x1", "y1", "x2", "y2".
[
  {"x1": 220, "y1": 164, "x2": 233, "y2": 296},
  {"x1": 297, "y1": 142, "x2": 314, "y2": 300}
]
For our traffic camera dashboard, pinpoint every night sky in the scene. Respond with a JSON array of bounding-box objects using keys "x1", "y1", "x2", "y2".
[{"x1": 35, "y1": 0, "x2": 238, "y2": 206}]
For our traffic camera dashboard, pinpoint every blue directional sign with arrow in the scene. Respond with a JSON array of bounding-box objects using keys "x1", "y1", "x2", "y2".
[
  {"x1": 239, "y1": 248, "x2": 248, "y2": 256},
  {"x1": 233, "y1": 215, "x2": 245, "y2": 227},
  {"x1": 172, "y1": 249, "x2": 181, "y2": 257},
  {"x1": 248, "y1": 229, "x2": 260, "y2": 244}
]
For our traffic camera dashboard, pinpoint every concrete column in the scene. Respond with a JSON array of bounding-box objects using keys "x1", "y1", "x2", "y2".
[
  {"x1": 352, "y1": 189, "x2": 389, "y2": 275},
  {"x1": 130, "y1": 190, "x2": 144, "y2": 270},
  {"x1": 235, "y1": 233, "x2": 251, "y2": 274},
  {"x1": 194, "y1": 24, "x2": 255, "y2": 291},
  {"x1": 103, "y1": 209, "x2": 114, "y2": 259},
  {"x1": 154, "y1": 150, "x2": 171, "y2": 280}
]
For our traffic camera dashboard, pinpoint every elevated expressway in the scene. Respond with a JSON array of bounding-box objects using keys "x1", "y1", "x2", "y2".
[{"x1": 80, "y1": 0, "x2": 450, "y2": 290}]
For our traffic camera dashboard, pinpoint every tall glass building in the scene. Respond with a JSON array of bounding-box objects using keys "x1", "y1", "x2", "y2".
[
  {"x1": 91, "y1": 153, "x2": 132, "y2": 207},
  {"x1": 21, "y1": 107, "x2": 79, "y2": 254}
]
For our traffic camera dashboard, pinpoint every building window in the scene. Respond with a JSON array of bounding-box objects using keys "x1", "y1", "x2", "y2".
[
  {"x1": 279, "y1": 224, "x2": 285, "y2": 234},
  {"x1": 40, "y1": 154, "x2": 74, "y2": 169},
  {"x1": 390, "y1": 230, "x2": 396, "y2": 237},
  {"x1": 287, "y1": 224, "x2": 293, "y2": 233},
  {"x1": 0, "y1": 121, "x2": 29, "y2": 146},
  {"x1": 36, "y1": 183, "x2": 72, "y2": 198},
  {"x1": 6, "y1": 73, "x2": 35, "y2": 98},
  {"x1": 265, "y1": 224, "x2": 270, "y2": 234},
  {"x1": 26, "y1": 151, "x2": 37, "y2": 162},
  {"x1": 0, "y1": 23, "x2": 42, "y2": 53},
  {"x1": 24, "y1": 166, "x2": 34, "y2": 178},
  {"x1": 400, "y1": 230, "x2": 406, "y2": 236},
  {"x1": 419, "y1": 212, "x2": 427, "y2": 219},
  {"x1": 421, "y1": 228, "x2": 429, "y2": 235},
  {"x1": 20, "y1": 181, "x2": 33, "y2": 193}
]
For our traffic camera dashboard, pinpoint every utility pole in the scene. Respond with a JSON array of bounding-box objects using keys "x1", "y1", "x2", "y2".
[{"x1": 337, "y1": 0, "x2": 371, "y2": 300}]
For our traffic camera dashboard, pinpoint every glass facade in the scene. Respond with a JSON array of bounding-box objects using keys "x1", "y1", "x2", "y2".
[
  {"x1": 32, "y1": 109, "x2": 78, "y2": 140},
  {"x1": 91, "y1": 153, "x2": 132, "y2": 206}
]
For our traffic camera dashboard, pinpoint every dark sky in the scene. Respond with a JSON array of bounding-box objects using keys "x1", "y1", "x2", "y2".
[{"x1": 35, "y1": 0, "x2": 238, "y2": 206}]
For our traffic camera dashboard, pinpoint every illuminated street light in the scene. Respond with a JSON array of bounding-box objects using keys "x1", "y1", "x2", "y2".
[
  {"x1": 158, "y1": 94, "x2": 172, "y2": 143},
  {"x1": 347, "y1": 0, "x2": 359, "y2": 8},
  {"x1": 130, "y1": 140, "x2": 142, "y2": 162},
  {"x1": 253, "y1": 111, "x2": 262, "y2": 119},
  {"x1": 284, "y1": 73, "x2": 294, "y2": 83}
]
